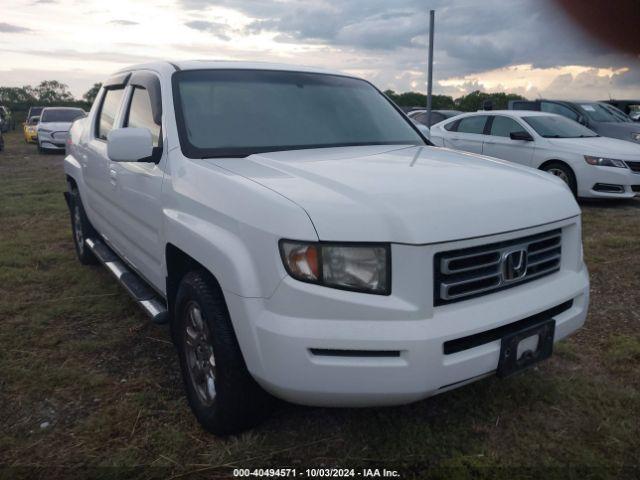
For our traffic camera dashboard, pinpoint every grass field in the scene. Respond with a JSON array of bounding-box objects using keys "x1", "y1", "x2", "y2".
[{"x1": 1, "y1": 130, "x2": 639, "y2": 479}]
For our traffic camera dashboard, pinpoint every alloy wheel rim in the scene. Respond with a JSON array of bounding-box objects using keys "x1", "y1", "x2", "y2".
[
  {"x1": 548, "y1": 168, "x2": 569, "y2": 185},
  {"x1": 184, "y1": 302, "x2": 216, "y2": 406}
]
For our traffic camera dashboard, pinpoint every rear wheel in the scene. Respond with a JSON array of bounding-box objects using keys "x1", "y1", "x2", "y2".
[
  {"x1": 174, "y1": 271, "x2": 273, "y2": 435},
  {"x1": 68, "y1": 188, "x2": 98, "y2": 265},
  {"x1": 541, "y1": 161, "x2": 577, "y2": 197}
]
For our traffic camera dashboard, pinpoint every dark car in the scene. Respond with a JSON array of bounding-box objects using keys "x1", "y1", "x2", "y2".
[
  {"x1": 604, "y1": 100, "x2": 640, "y2": 121},
  {"x1": 26, "y1": 106, "x2": 44, "y2": 122},
  {"x1": 408, "y1": 109, "x2": 463, "y2": 127},
  {"x1": 508, "y1": 99, "x2": 640, "y2": 144}
]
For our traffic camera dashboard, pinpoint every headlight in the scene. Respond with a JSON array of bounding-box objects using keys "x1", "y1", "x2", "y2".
[
  {"x1": 584, "y1": 155, "x2": 628, "y2": 168},
  {"x1": 631, "y1": 133, "x2": 640, "y2": 142},
  {"x1": 279, "y1": 240, "x2": 390, "y2": 294}
]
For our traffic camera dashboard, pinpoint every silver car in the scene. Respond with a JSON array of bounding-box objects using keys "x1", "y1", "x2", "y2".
[{"x1": 37, "y1": 107, "x2": 86, "y2": 153}]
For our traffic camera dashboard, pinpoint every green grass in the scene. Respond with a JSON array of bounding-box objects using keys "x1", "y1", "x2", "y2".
[{"x1": 1, "y1": 131, "x2": 639, "y2": 479}]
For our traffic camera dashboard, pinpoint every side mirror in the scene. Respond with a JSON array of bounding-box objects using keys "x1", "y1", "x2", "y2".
[
  {"x1": 510, "y1": 131, "x2": 533, "y2": 141},
  {"x1": 107, "y1": 128, "x2": 153, "y2": 162}
]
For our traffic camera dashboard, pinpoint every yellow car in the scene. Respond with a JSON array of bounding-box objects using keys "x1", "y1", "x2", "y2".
[{"x1": 23, "y1": 116, "x2": 39, "y2": 143}]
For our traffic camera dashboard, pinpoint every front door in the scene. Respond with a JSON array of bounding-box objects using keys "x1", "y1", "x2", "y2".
[
  {"x1": 107, "y1": 81, "x2": 166, "y2": 291},
  {"x1": 482, "y1": 115, "x2": 535, "y2": 166}
]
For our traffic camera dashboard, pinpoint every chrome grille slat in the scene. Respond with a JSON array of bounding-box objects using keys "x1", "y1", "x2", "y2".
[
  {"x1": 434, "y1": 229, "x2": 562, "y2": 306},
  {"x1": 527, "y1": 252, "x2": 561, "y2": 267}
]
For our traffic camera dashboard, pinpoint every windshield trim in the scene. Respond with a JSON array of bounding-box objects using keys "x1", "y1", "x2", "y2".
[{"x1": 171, "y1": 68, "x2": 431, "y2": 159}]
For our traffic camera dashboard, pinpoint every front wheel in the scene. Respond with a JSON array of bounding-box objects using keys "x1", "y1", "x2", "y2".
[
  {"x1": 541, "y1": 161, "x2": 577, "y2": 197},
  {"x1": 174, "y1": 271, "x2": 273, "y2": 435}
]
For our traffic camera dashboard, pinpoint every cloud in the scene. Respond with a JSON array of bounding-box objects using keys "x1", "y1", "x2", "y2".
[
  {"x1": 0, "y1": 22, "x2": 31, "y2": 33},
  {"x1": 185, "y1": 20, "x2": 232, "y2": 41},
  {"x1": 109, "y1": 20, "x2": 139, "y2": 26}
]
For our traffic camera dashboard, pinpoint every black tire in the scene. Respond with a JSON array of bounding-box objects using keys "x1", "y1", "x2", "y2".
[
  {"x1": 541, "y1": 161, "x2": 577, "y2": 197},
  {"x1": 37, "y1": 142, "x2": 45, "y2": 154},
  {"x1": 174, "y1": 271, "x2": 273, "y2": 435},
  {"x1": 68, "y1": 187, "x2": 98, "y2": 265}
]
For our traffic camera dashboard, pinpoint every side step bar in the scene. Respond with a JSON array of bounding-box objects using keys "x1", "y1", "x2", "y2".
[{"x1": 85, "y1": 238, "x2": 169, "y2": 324}]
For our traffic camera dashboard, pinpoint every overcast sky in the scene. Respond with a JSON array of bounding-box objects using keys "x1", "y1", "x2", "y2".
[{"x1": 1, "y1": 0, "x2": 639, "y2": 100}]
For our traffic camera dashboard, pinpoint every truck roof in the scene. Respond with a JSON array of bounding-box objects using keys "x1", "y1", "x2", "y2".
[{"x1": 116, "y1": 60, "x2": 347, "y2": 78}]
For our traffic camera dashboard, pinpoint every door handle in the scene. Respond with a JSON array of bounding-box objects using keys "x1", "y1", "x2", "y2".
[{"x1": 109, "y1": 168, "x2": 117, "y2": 188}]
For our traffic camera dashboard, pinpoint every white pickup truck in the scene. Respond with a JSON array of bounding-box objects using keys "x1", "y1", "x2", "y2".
[{"x1": 64, "y1": 61, "x2": 589, "y2": 435}]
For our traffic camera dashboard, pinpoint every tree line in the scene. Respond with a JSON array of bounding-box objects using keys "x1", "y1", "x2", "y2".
[
  {"x1": 0, "y1": 79, "x2": 526, "y2": 120},
  {"x1": 384, "y1": 89, "x2": 526, "y2": 111},
  {"x1": 0, "y1": 81, "x2": 102, "y2": 121}
]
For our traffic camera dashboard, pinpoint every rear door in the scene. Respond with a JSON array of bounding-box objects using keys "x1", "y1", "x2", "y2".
[
  {"x1": 482, "y1": 115, "x2": 535, "y2": 166},
  {"x1": 443, "y1": 115, "x2": 489, "y2": 154},
  {"x1": 106, "y1": 72, "x2": 166, "y2": 290}
]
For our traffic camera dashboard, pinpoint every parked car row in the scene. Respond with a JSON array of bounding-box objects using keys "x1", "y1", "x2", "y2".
[
  {"x1": 21, "y1": 106, "x2": 86, "y2": 152},
  {"x1": 428, "y1": 110, "x2": 640, "y2": 198}
]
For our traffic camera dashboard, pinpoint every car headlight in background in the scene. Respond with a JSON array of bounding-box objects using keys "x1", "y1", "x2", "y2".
[
  {"x1": 631, "y1": 133, "x2": 640, "y2": 142},
  {"x1": 279, "y1": 240, "x2": 390, "y2": 294},
  {"x1": 584, "y1": 155, "x2": 628, "y2": 168}
]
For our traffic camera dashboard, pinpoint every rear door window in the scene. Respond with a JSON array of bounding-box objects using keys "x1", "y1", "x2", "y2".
[
  {"x1": 97, "y1": 88, "x2": 125, "y2": 140},
  {"x1": 457, "y1": 116, "x2": 489, "y2": 134}
]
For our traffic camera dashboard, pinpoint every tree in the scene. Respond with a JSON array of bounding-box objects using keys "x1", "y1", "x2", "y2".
[
  {"x1": 0, "y1": 86, "x2": 37, "y2": 104},
  {"x1": 384, "y1": 90, "x2": 455, "y2": 109},
  {"x1": 454, "y1": 90, "x2": 526, "y2": 112},
  {"x1": 34, "y1": 80, "x2": 74, "y2": 104},
  {"x1": 83, "y1": 83, "x2": 102, "y2": 104}
]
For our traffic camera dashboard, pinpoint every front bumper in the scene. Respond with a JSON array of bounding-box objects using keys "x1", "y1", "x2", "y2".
[
  {"x1": 25, "y1": 130, "x2": 38, "y2": 143},
  {"x1": 38, "y1": 131, "x2": 67, "y2": 150},
  {"x1": 576, "y1": 163, "x2": 640, "y2": 198},
  {"x1": 225, "y1": 218, "x2": 589, "y2": 407}
]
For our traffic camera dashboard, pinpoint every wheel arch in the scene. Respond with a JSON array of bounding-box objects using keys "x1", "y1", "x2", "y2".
[
  {"x1": 538, "y1": 159, "x2": 579, "y2": 194},
  {"x1": 165, "y1": 243, "x2": 225, "y2": 331}
]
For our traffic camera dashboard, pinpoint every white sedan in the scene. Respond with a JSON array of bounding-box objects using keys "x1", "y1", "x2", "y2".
[{"x1": 429, "y1": 110, "x2": 640, "y2": 198}]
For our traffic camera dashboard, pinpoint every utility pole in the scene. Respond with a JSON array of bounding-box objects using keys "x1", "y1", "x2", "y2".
[{"x1": 426, "y1": 9, "x2": 435, "y2": 127}]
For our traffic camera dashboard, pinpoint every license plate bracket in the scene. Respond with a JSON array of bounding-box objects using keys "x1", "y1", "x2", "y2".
[{"x1": 497, "y1": 319, "x2": 555, "y2": 378}]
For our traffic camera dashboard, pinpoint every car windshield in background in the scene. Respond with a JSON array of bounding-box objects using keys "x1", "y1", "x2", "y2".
[
  {"x1": 173, "y1": 70, "x2": 425, "y2": 158},
  {"x1": 41, "y1": 109, "x2": 85, "y2": 123},
  {"x1": 580, "y1": 103, "x2": 631, "y2": 123},
  {"x1": 524, "y1": 115, "x2": 599, "y2": 138}
]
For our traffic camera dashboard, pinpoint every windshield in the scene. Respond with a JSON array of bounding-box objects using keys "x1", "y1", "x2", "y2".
[
  {"x1": 41, "y1": 109, "x2": 85, "y2": 123},
  {"x1": 173, "y1": 70, "x2": 424, "y2": 158},
  {"x1": 28, "y1": 116, "x2": 39, "y2": 125},
  {"x1": 580, "y1": 103, "x2": 631, "y2": 123},
  {"x1": 524, "y1": 115, "x2": 599, "y2": 138}
]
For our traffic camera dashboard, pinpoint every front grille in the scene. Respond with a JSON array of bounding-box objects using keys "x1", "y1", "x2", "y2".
[
  {"x1": 626, "y1": 161, "x2": 640, "y2": 173},
  {"x1": 434, "y1": 229, "x2": 562, "y2": 305}
]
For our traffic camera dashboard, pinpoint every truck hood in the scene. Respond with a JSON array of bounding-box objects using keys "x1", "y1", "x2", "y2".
[
  {"x1": 546, "y1": 135, "x2": 640, "y2": 158},
  {"x1": 211, "y1": 145, "x2": 580, "y2": 244}
]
